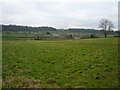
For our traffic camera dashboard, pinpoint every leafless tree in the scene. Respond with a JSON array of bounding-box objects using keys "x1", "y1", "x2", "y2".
[{"x1": 99, "y1": 19, "x2": 114, "y2": 38}]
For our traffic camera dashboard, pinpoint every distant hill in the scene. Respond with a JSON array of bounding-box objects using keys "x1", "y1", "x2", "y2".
[
  {"x1": 1, "y1": 25, "x2": 57, "y2": 32},
  {"x1": 68, "y1": 28, "x2": 100, "y2": 34},
  {"x1": 1, "y1": 24, "x2": 117, "y2": 35}
]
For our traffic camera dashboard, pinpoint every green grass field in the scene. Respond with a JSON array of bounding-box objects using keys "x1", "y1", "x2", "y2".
[{"x1": 2, "y1": 38, "x2": 118, "y2": 88}]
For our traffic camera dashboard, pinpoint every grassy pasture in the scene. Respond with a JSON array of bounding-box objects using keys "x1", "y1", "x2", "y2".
[{"x1": 2, "y1": 38, "x2": 118, "y2": 88}]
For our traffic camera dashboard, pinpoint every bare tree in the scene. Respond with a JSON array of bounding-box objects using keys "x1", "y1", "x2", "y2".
[{"x1": 99, "y1": 19, "x2": 114, "y2": 38}]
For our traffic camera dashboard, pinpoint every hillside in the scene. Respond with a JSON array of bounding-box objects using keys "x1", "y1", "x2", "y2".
[
  {"x1": 1, "y1": 24, "x2": 117, "y2": 35},
  {"x1": 68, "y1": 28, "x2": 100, "y2": 34},
  {"x1": 1, "y1": 25, "x2": 57, "y2": 32}
]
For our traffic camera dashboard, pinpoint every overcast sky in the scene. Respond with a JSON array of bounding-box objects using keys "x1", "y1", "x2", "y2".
[{"x1": 0, "y1": 0, "x2": 119, "y2": 30}]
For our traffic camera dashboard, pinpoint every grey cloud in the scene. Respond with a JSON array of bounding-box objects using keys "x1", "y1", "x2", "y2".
[{"x1": 1, "y1": 1, "x2": 118, "y2": 30}]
